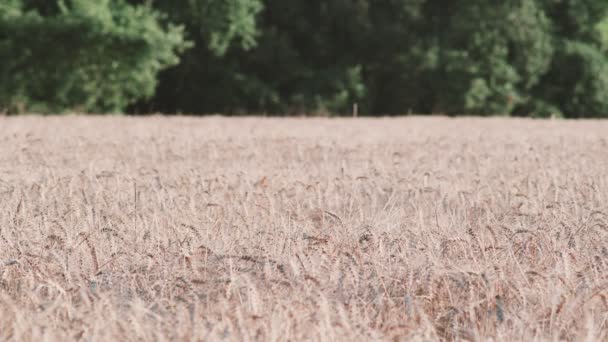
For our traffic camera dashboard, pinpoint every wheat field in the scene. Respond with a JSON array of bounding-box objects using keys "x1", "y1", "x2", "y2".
[{"x1": 0, "y1": 116, "x2": 607, "y2": 341}]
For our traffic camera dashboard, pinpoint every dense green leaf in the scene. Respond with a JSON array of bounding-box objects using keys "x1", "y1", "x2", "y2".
[
  {"x1": 0, "y1": 0, "x2": 188, "y2": 113},
  {"x1": 2, "y1": 0, "x2": 607, "y2": 116}
]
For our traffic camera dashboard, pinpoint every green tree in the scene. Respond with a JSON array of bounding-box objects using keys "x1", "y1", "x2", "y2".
[
  {"x1": 3, "y1": 0, "x2": 607, "y2": 117},
  {"x1": 127, "y1": 0, "x2": 262, "y2": 114},
  {"x1": 236, "y1": 0, "x2": 370, "y2": 114},
  {"x1": 529, "y1": 0, "x2": 608, "y2": 117},
  {"x1": 411, "y1": 0, "x2": 553, "y2": 115},
  {"x1": 0, "y1": 0, "x2": 188, "y2": 113},
  {"x1": 138, "y1": 0, "x2": 370, "y2": 115},
  {"x1": 367, "y1": 0, "x2": 606, "y2": 117}
]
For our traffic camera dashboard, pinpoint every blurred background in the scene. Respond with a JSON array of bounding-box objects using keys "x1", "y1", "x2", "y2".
[{"x1": 0, "y1": 0, "x2": 607, "y2": 117}]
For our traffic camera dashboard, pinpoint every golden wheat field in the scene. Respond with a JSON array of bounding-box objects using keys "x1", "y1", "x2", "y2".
[{"x1": 0, "y1": 116, "x2": 607, "y2": 341}]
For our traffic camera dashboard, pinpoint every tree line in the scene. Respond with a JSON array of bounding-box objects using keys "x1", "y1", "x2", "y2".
[{"x1": 1, "y1": 0, "x2": 607, "y2": 117}]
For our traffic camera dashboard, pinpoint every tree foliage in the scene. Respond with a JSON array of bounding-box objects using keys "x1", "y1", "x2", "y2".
[
  {"x1": 2, "y1": 0, "x2": 607, "y2": 117},
  {"x1": 0, "y1": 0, "x2": 188, "y2": 113},
  {"x1": 141, "y1": 0, "x2": 607, "y2": 117},
  {"x1": 529, "y1": 0, "x2": 608, "y2": 117}
]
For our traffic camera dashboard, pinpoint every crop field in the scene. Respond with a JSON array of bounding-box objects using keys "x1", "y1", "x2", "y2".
[{"x1": 0, "y1": 116, "x2": 607, "y2": 341}]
